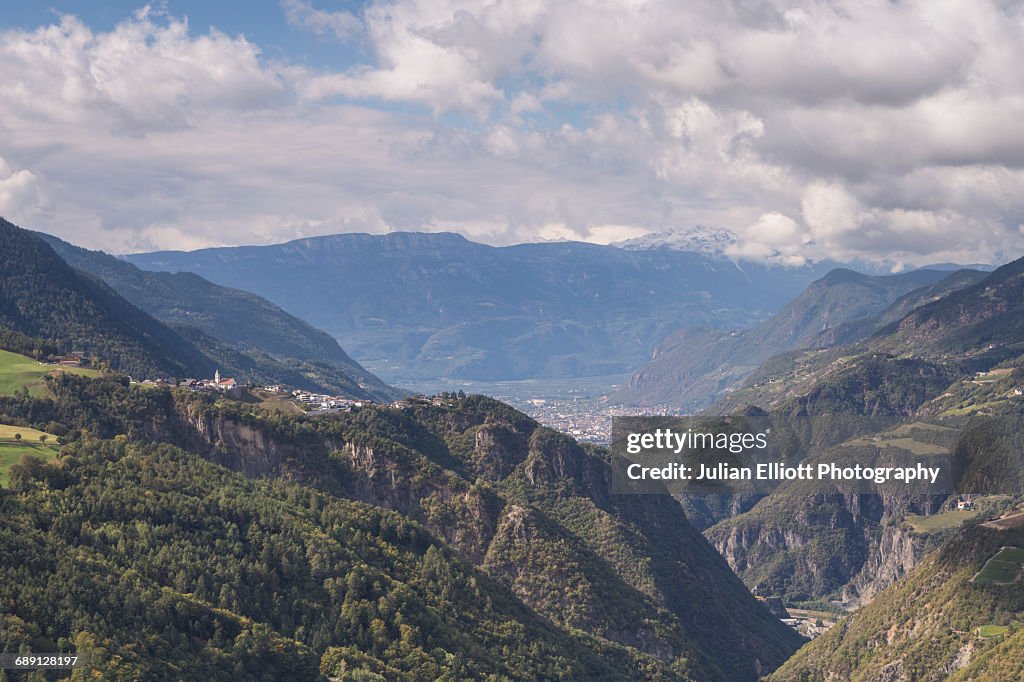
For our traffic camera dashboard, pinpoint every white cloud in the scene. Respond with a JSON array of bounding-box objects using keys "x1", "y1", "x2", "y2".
[
  {"x1": 1, "y1": 2, "x2": 1024, "y2": 266},
  {"x1": 0, "y1": 9, "x2": 285, "y2": 134},
  {"x1": 727, "y1": 212, "x2": 808, "y2": 264},
  {"x1": 282, "y1": 0, "x2": 361, "y2": 40},
  {"x1": 0, "y1": 157, "x2": 43, "y2": 223}
]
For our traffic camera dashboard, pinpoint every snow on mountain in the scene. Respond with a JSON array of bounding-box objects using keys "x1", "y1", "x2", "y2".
[{"x1": 613, "y1": 225, "x2": 739, "y2": 257}]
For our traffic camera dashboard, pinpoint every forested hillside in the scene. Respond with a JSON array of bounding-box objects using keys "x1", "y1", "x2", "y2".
[
  {"x1": 769, "y1": 520, "x2": 1024, "y2": 681},
  {"x1": 0, "y1": 370, "x2": 802, "y2": 680},
  {"x1": 0, "y1": 219, "x2": 212, "y2": 379}
]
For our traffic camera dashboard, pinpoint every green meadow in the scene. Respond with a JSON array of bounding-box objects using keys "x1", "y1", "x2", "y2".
[
  {"x1": 0, "y1": 348, "x2": 100, "y2": 396},
  {"x1": 0, "y1": 424, "x2": 61, "y2": 487}
]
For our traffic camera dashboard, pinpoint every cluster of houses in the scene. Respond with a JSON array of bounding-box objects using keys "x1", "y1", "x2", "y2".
[
  {"x1": 125, "y1": 370, "x2": 464, "y2": 416},
  {"x1": 781, "y1": 615, "x2": 832, "y2": 639},
  {"x1": 292, "y1": 392, "x2": 460, "y2": 414},
  {"x1": 291, "y1": 389, "x2": 373, "y2": 412},
  {"x1": 391, "y1": 395, "x2": 456, "y2": 409}
]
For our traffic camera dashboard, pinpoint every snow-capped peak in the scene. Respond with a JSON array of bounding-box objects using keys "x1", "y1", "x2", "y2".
[{"x1": 613, "y1": 225, "x2": 739, "y2": 257}]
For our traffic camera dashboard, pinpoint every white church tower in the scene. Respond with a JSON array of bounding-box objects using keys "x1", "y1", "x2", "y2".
[{"x1": 215, "y1": 369, "x2": 221, "y2": 383}]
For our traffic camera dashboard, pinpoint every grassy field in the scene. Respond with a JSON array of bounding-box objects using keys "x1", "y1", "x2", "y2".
[
  {"x1": 250, "y1": 389, "x2": 303, "y2": 415},
  {"x1": 0, "y1": 424, "x2": 54, "y2": 441},
  {"x1": 904, "y1": 496, "x2": 1011, "y2": 534},
  {"x1": 0, "y1": 349, "x2": 101, "y2": 396},
  {"x1": 843, "y1": 425, "x2": 952, "y2": 456},
  {"x1": 905, "y1": 509, "x2": 985, "y2": 533},
  {"x1": 0, "y1": 423, "x2": 61, "y2": 487},
  {"x1": 978, "y1": 624, "x2": 1011, "y2": 638},
  {"x1": 975, "y1": 546, "x2": 1024, "y2": 584}
]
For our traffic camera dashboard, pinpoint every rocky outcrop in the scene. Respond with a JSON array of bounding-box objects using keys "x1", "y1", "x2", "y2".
[
  {"x1": 522, "y1": 428, "x2": 610, "y2": 499},
  {"x1": 473, "y1": 424, "x2": 527, "y2": 480},
  {"x1": 174, "y1": 399, "x2": 510, "y2": 562},
  {"x1": 179, "y1": 401, "x2": 328, "y2": 481},
  {"x1": 843, "y1": 523, "x2": 925, "y2": 605}
]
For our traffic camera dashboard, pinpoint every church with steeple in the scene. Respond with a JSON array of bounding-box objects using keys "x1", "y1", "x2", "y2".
[{"x1": 206, "y1": 369, "x2": 240, "y2": 398}]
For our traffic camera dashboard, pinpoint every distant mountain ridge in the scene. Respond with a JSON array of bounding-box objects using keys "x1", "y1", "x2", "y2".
[
  {"x1": 713, "y1": 254, "x2": 1024, "y2": 415},
  {"x1": 124, "y1": 231, "x2": 851, "y2": 383}
]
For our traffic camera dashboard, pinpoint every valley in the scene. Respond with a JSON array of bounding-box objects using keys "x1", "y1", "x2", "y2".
[
  {"x1": 396, "y1": 372, "x2": 646, "y2": 443},
  {"x1": 7, "y1": 3, "x2": 1024, "y2": 678}
]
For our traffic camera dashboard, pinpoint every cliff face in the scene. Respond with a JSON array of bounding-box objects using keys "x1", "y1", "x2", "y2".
[
  {"x1": 843, "y1": 523, "x2": 923, "y2": 605},
  {"x1": 707, "y1": 490, "x2": 942, "y2": 604},
  {"x1": 708, "y1": 494, "x2": 868, "y2": 600}
]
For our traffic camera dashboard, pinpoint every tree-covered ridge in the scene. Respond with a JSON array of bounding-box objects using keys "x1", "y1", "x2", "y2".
[
  {"x1": 180, "y1": 394, "x2": 804, "y2": 681},
  {"x1": 1, "y1": 437, "x2": 660, "y2": 681},
  {"x1": 0, "y1": 218, "x2": 213, "y2": 379}
]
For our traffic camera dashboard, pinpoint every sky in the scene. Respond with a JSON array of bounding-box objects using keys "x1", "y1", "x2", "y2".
[{"x1": 2, "y1": 1, "x2": 1024, "y2": 266}]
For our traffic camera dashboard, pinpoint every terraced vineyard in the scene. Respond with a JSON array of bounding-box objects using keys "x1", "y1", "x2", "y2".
[{"x1": 975, "y1": 546, "x2": 1024, "y2": 585}]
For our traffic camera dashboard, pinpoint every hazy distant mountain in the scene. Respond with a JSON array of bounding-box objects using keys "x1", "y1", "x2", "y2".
[
  {"x1": 713, "y1": 254, "x2": 1024, "y2": 416},
  {"x1": 125, "y1": 232, "x2": 847, "y2": 383},
  {"x1": 613, "y1": 225, "x2": 740, "y2": 256},
  {"x1": 615, "y1": 267, "x2": 970, "y2": 409}
]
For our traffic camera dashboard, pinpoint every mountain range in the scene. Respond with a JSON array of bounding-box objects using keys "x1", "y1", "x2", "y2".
[
  {"x1": 123, "y1": 231, "x2": 851, "y2": 384},
  {"x1": 680, "y1": 253, "x2": 1024, "y2": 618}
]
